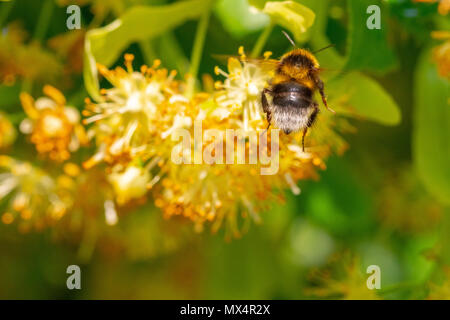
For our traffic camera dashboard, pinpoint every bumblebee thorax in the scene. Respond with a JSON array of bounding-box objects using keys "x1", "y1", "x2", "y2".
[
  {"x1": 280, "y1": 49, "x2": 319, "y2": 68},
  {"x1": 275, "y1": 49, "x2": 318, "y2": 88}
]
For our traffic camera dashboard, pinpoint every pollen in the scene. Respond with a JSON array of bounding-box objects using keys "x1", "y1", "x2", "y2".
[
  {"x1": 152, "y1": 59, "x2": 162, "y2": 68},
  {"x1": 263, "y1": 51, "x2": 273, "y2": 59},
  {"x1": 238, "y1": 46, "x2": 246, "y2": 60},
  {"x1": 124, "y1": 53, "x2": 135, "y2": 62}
]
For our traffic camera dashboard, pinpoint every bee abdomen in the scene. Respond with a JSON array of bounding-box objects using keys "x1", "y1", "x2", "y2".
[
  {"x1": 271, "y1": 82, "x2": 312, "y2": 108},
  {"x1": 272, "y1": 105, "x2": 311, "y2": 134},
  {"x1": 269, "y1": 82, "x2": 314, "y2": 134}
]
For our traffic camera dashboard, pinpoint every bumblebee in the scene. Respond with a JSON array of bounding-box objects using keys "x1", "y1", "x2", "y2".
[{"x1": 261, "y1": 32, "x2": 335, "y2": 151}]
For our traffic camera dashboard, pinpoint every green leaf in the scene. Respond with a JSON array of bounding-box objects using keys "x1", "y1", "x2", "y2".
[
  {"x1": 328, "y1": 72, "x2": 401, "y2": 126},
  {"x1": 295, "y1": 0, "x2": 329, "y2": 42},
  {"x1": 343, "y1": 0, "x2": 397, "y2": 73},
  {"x1": 262, "y1": 1, "x2": 315, "y2": 42},
  {"x1": 302, "y1": 0, "x2": 345, "y2": 76},
  {"x1": 84, "y1": 0, "x2": 210, "y2": 100},
  {"x1": 303, "y1": 157, "x2": 375, "y2": 237},
  {"x1": 413, "y1": 49, "x2": 450, "y2": 205},
  {"x1": 214, "y1": 0, "x2": 269, "y2": 38}
]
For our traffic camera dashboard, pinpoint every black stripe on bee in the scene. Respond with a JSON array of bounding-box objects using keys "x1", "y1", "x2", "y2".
[{"x1": 271, "y1": 82, "x2": 313, "y2": 109}]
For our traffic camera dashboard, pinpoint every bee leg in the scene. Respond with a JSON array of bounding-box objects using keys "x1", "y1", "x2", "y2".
[
  {"x1": 315, "y1": 77, "x2": 335, "y2": 114},
  {"x1": 308, "y1": 103, "x2": 320, "y2": 127},
  {"x1": 302, "y1": 128, "x2": 307, "y2": 152},
  {"x1": 261, "y1": 120, "x2": 270, "y2": 137},
  {"x1": 302, "y1": 103, "x2": 319, "y2": 152},
  {"x1": 261, "y1": 88, "x2": 272, "y2": 130}
]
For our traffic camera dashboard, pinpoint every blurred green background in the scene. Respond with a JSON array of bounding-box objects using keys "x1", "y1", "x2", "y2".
[{"x1": 0, "y1": 0, "x2": 449, "y2": 299}]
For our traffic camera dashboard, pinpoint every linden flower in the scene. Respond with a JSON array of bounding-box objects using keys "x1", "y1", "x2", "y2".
[
  {"x1": 83, "y1": 54, "x2": 184, "y2": 169},
  {"x1": 156, "y1": 164, "x2": 268, "y2": 234},
  {"x1": 214, "y1": 47, "x2": 272, "y2": 132},
  {"x1": 432, "y1": 31, "x2": 450, "y2": 79},
  {"x1": 83, "y1": 54, "x2": 201, "y2": 211},
  {"x1": 0, "y1": 156, "x2": 70, "y2": 230},
  {"x1": 0, "y1": 112, "x2": 16, "y2": 149},
  {"x1": 108, "y1": 164, "x2": 151, "y2": 205},
  {"x1": 19, "y1": 85, "x2": 88, "y2": 161}
]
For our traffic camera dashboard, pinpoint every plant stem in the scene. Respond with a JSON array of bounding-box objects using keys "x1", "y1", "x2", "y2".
[
  {"x1": 187, "y1": 1, "x2": 212, "y2": 98},
  {"x1": 0, "y1": 0, "x2": 14, "y2": 28},
  {"x1": 251, "y1": 22, "x2": 274, "y2": 58},
  {"x1": 33, "y1": 0, "x2": 54, "y2": 42}
]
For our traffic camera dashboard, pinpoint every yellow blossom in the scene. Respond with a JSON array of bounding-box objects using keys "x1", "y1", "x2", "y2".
[
  {"x1": 213, "y1": 48, "x2": 272, "y2": 131},
  {"x1": 0, "y1": 156, "x2": 71, "y2": 230},
  {"x1": 19, "y1": 85, "x2": 88, "y2": 161},
  {"x1": 48, "y1": 29, "x2": 85, "y2": 75},
  {"x1": 80, "y1": 49, "x2": 347, "y2": 233},
  {"x1": 82, "y1": 55, "x2": 186, "y2": 170},
  {"x1": 108, "y1": 164, "x2": 151, "y2": 205}
]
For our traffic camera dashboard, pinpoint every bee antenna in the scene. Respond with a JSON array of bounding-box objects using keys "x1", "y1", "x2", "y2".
[
  {"x1": 282, "y1": 31, "x2": 296, "y2": 48},
  {"x1": 313, "y1": 44, "x2": 335, "y2": 54}
]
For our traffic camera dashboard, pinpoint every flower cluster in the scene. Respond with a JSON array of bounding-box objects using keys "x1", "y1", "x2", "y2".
[
  {"x1": 2, "y1": 48, "x2": 348, "y2": 236},
  {"x1": 82, "y1": 54, "x2": 200, "y2": 206},
  {"x1": 0, "y1": 156, "x2": 70, "y2": 231},
  {"x1": 20, "y1": 85, "x2": 88, "y2": 161}
]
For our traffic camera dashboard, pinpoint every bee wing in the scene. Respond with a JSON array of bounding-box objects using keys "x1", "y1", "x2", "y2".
[
  {"x1": 314, "y1": 67, "x2": 342, "y2": 81},
  {"x1": 212, "y1": 54, "x2": 279, "y2": 72}
]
